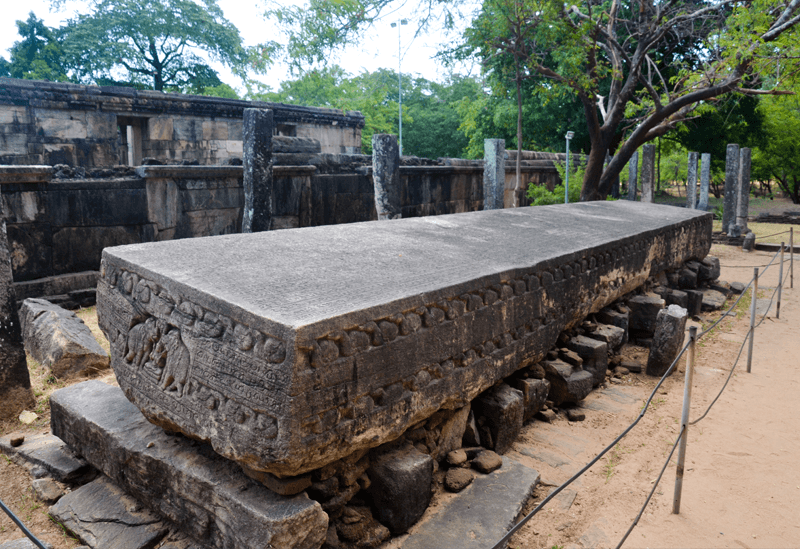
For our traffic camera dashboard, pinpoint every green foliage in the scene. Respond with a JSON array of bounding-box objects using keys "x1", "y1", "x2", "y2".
[
  {"x1": 753, "y1": 93, "x2": 800, "y2": 203},
  {"x1": 56, "y1": 0, "x2": 270, "y2": 90},
  {"x1": 527, "y1": 157, "x2": 585, "y2": 205},
  {"x1": 2, "y1": 12, "x2": 68, "y2": 82}
]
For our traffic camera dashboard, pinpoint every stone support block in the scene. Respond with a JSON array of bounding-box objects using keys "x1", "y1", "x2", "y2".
[
  {"x1": 96, "y1": 202, "x2": 712, "y2": 476},
  {"x1": 511, "y1": 378, "x2": 550, "y2": 423},
  {"x1": 645, "y1": 305, "x2": 688, "y2": 377},
  {"x1": 566, "y1": 335, "x2": 608, "y2": 387},
  {"x1": 0, "y1": 220, "x2": 34, "y2": 419},
  {"x1": 473, "y1": 383, "x2": 524, "y2": 454},
  {"x1": 596, "y1": 307, "x2": 629, "y2": 345},
  {"x1": 367, "y1": 446, "x2": 433, "y2": 534},
  {"x1": 372, "y1": 134, "x2": 401, "y2": 220},
  {"x1": 665, "y1": 289, "x2": 689, "y2": 310},
  {"x1": 684, "y1": 290, "x2": 703, "y2": 317},
  {"x1": 20, "y1": 298, "x2": 109, "y2": 379},
  {"x1": 543, "y1": 359, "x2": 593, "y2": 405},
  {"x1": 627, "y1": 295, "x2": 665, "y2": 337},
  {"x1": 49, "y1": 381, "x2": 328, "y2": 549},
  {"x1": 586, "y1": 323, "x2": 625, "y2": 351},
  {"x1": 677, "y1": 268, "x2": 698, "y2": 290},
  {"x1": 698, "y1": 256, "x2": 720, "y2": 282}
]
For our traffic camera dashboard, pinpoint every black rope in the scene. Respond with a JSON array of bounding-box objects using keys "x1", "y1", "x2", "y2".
[
  {"x1": 488, "y1": 341, "x2": 690, "y2": 549},
  {"x1": 754, "y1": 229, "x2": 791, "y2": 240},
  {"x1": 614, "y1": 425, "x2": 685, "y2": 549},
  {"x1": 0, "y1": 496, "x2": 50, "y2": 549}
]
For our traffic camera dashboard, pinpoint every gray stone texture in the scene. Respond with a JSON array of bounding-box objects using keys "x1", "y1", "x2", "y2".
[
  {"x1": 50, "y1": 476, "x2": 169, "y2": 549},
  {"x1": 698, "y1": 256, "x2": 721, "y2": 282},
  {"x1": 723, "y1": 144, "x2": 740, "y2": 233},
  {"x1": 49, "y1": 381, "x2": 328, "y2": 549},
  {"x1": 678, "y1": 268, "x2": 698, "y2": 289},
  {"x1": 0, "y1": 219, "x2": 34, "y2": 419},
  {"x1": 698, "y1": 153, "x2": 711, "y2": 211},
  {"x1": 0, "y1": 540, "x2": 52, "y2": 549},
  {"x1": 401, "y1": 457, "x2": 539, "y2": 549},
  {"x1": 367, "y1": 445, "x2": 433, "y2": 534},
  {"x1": 20, "y1": 298, "x2": 109, "y2": 379},
  {"x1": 641, "y1": 145, "x2": 656, "y2": 203},
  {"x1": 701, "y1": 289, "x2": 727, "y2": 311},
  {"x1": 566, "y1": 335, "x2": 608, "y2": 387},
  {"x1": 645, "y1": 305, "x2": 688, "y2": 377},
  {"x1": 512, "y1": 378, "x2": 550, "y2": 423},
  {"x1": 31, "y1": 478, "x2": 64, "y2": 504},
  {"x1": 473, "y1": 383, "x2": 524, "y2": 454},
  {"x1": 0, "y1": 433, "x2": 90, "y2": 483},
  {"x1": 627, "y1": 151, "x2": 639, "y2": 200},
  {"x1": 372, "y1": 134, "x2": 401, "y2": 220},
  {"x1": 685, "y1": 290, "x2": 704, "y2": 316},
  {"x1": 596, "y1": 306, "x2": 629, "y2": 345},
  {"x1": 543, "y1": 359, "x2": 593, "y2": 405},
  {"x1": 97, "y1": 201, "x2": 712, "y2": 476},
  {"x1": 483, "y1": 139, "x2": 505, "y2": 210},
  {"x1": 628, "y1": 295, "x2": 666, "y2": 337},
  {"x1": 686, "y1": 151, "x2": 699, "y2": 209},
  {"x1": 737, "y1": 148, "x2": 752, "y2": 231},
  {"x1": 242, "y1": 108, "x2": 274, "y2": 233},
  {"x1": 586, "y1": 323, "x2": 625, "y2": 351}
]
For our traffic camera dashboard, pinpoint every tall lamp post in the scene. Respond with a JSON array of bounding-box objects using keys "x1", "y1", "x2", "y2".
[
  {"x1": 565, "y1": 131, "x2": 575, "y2": 203},
  {"x1": 391, "y1": 19, "x2": 408, "y2": 156}
]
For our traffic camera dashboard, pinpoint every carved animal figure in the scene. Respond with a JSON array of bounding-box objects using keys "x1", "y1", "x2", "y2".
[
  {"x1": 125, "y1": 317, "x2": 158, "y2": 368},
  {"x1": 156, "y1": 328, "x2": 192, "y2": 397}
]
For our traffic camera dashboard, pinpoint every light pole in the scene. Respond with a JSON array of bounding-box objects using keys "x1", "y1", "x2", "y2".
[
  {"x1": 391, "y1": 19, "x2": 408, "y2": 156},
  {"x1": 565, "y1": 131, "x2": 575, "y2": 203}
]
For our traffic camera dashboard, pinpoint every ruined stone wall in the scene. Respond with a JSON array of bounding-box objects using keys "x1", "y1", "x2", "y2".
[{"x1": 0, "y1": 78, "x2": 365, "y2": 167}]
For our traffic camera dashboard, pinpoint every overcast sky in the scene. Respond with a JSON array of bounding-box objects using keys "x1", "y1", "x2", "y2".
[{"x1": 0, "y1": 0, "x2": 482, "y2": 93}]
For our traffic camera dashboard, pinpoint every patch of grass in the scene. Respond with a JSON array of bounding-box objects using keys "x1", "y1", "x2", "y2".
[
  {"x1": 604, "y1": 444, "x2": 623, "y2": 483},
  {"x1": 711, "y1": 220, "x2": 796, "y2": 244},
  {"x1": 76, "y1": 306, "x2": 110, "y2": 355}
]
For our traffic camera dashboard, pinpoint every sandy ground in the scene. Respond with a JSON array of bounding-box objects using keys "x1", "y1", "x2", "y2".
[{"x1": 1, "y1": 243, "x2": 799, "y2": 549}]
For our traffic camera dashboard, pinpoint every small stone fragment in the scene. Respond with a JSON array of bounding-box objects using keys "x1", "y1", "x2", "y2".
[
  {"x1": 0, "y1": 539, "x2": 53, "y2": 549},
  {"x1": 10, "y1": 434, "x2": 24, "y2": 447},
  {"x1": 512, "y1": 378, "x2": 550, "y2": 423},
  {"x1": 730, "y1": 282, "x2": 746, "y2": 294},
  {"x1": 444, "y1": 468, "x2": 475, "y2": 492},
  {"x1": 446, "y1": 449, "x2": 467, "y2": 467},
  {"x1": 567, "y1": 336, "x2": 608, "y2": 387},
  {"x1": 335, "y1": 507, "x2": 390, "y2": 548},
  {"x1": 684, "y1": 290, "x2": 704, "y2": 316},
  {"x1": 620, "y1": 361, "x2": 642, "y2": 373},
  {"x1": 542, "y1": 359, "x2": 593, "y2": 406},
  {"x1": 18, "y1": 411, "x2": 38, "y2": 424},
  {"x1": 31, "y1": 478, "x2": 63, "y2": 504},
  {"x1": 241, "y1": 467, "x2": 312, "y2": 496},
  {"x1": 701, "y1": 289, "x2": 727, "y2": 311},
  {"x1": 566, "y1": 409, "x2": 585, "y2": 422},
  {"x1": 615, "y1": 367, "x2": 630, "y2": 377},
  {"x1": 536, "y1": 409, "x2": 557, "y2": 423},
  {"x1": 472, "y1": 450, "x2": 503, "y2": 474}
]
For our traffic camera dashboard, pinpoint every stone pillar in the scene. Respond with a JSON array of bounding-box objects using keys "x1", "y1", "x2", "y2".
[
  {"x1": 242, "y1": 108, "x2": 274, "y2": 233},
  {"x1": 686, "y1": 152, "x2": 699, "y2": 209},
  {"x1": 641, "y1": 144, "x2": 656, "y2": 203},
  {"x1": 697, "y1": 153, "x2": 711, "y2": 211},
  {"x1": 737, "y1": 147, "x2": 752, "y2": 231},
  {"x1": 0, "y1": 219, "x2": 34, "y2": 420},
  {"x1": 372, "y1": 134, "x2": 402, "y2": 220},
  {"x1": 723, "y1": 143, "x2": 740, "y2": 233},
  {"x1": 607, "y1": 152, "x2": 620, "y2": 199},
  {"x1": 483, "y1": 139, "x2": 505, "y2": 210},
  {"x1": 628, "y1": 150, "x2": 639, "y2": 200}
]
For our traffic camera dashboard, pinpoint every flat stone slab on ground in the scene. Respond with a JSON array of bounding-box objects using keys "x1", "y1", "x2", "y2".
[
  {"x1": 50, "y1": 476, "x2": 169, "y2": 549},
  {"x1": 756, "y1": 297, "x2": 774, "y2": 317},
  {"x1": 0, "y1": 433, "x2": 90, "y2": 483},
  {"x1": 400, "y1": 457, "x2": 539, "y2": 549},
  {"x1": 97, "y1": 201, "x2": 711, "y2": 476},
  {"x1": 49, "y1": 381, "x2": 328, "y2": 549},
  {"x1": 0, "y1": 540, "x2": 53, "y2": 549}
]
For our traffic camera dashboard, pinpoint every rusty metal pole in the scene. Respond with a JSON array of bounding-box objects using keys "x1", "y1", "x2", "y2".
[
  {"x1": 777, "y1": 243, "x2": 785, "y2": 319},
  {"x1": 747, "y1": 268, "x2": 758, "y2": 373},
  {"x1": 673, "y1": 326, "x2": 697, "y2": 514}
]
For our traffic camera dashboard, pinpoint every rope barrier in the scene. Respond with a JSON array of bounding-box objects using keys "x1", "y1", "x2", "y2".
[
  {"x1": 0, "y1": 496, "x2": 50, "y2": 549},
  {"x1": 754, "y1": 229, "x2": 791, "y2": 240}
]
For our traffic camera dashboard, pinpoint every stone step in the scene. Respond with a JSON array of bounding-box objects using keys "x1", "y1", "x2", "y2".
[
  {"x1": 0, "y1": 433, "x2": 91, "y2": 483},
  {"x1": 49, "y1": 380, "x2": 328, "y2": 549},
  {"x1": 400, "y1": 456, "x2": 539, "y2": 549}
]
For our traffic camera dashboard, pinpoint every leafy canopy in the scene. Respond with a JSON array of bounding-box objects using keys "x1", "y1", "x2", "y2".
[{"x1": 0, "y1": 12, "x2": 68, "y2": 82}]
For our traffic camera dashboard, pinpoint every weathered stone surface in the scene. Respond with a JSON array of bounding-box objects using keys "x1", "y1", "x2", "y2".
[
  {"x1": 444, "y1": 468, "x2": 475, "y2": 492},
  {"x1": 0, "y1": 433, "x2": 91, "y2": 483},
  {"x1": 512, "y1": 378, "x2": 550, "y2": 423},
  {"x1": 698, "y1": 153, "x2": 711, "y2": 211},
  {"x1": 241, "y1": 467, "x2": 312, "y2": 496},
  {"x1": 627, "y1": 151, "x2": 638, "y2": 200},
  {"x1": 368, "y1": 445, "x2": 433, "y2": 534},
  {"x1": 701, "y1": 289, "x2": 727, "y2": 311},
  {"x1": 628, "y1": 295, "x2": 665, "y2": 337},
  {"x1": 566, "y1": 335, "x2": 608, "y2": 387},
  {"x1": 242, "y1": 108, "x2": 274, "y2": 233},
  {"x1": 543, "y1": 359, "x2": 593, "y2": 405},
  {"x1": 641, "y1": 144, "x2": 655, "y2": 203},
  {"x1": 699, "y1": 256, "x2": 721, "y2": 282},
  {"x1": 596, "y1": 306, "x2": 629, "y2": 345},
  {"x1": 32, "y1": 478, "x2": 64, "y2": 504},
  {"x1": 19, "y1": 298, "x2": 109, "y2": 379},
  {"x1": 472, "y1": 450, "x2": 503, "y2": 474},
  {"x1": 586, "y1": 323, "x2": 625, "y2": 351},
  {"x1": 50, "y1": 476, "x2": 170, "y2": 549},
  {"x1": 665, "y1": 289, "x2": 689, "y2": 310},
  {"x1": 743, "y1": 232, "x2": 756, "y2": 252},
  {"x1": 678, "y1": 268, "x2": 698, "y2": 289},
  {"x1": 646, "y1": 305, "x2": 688, "y2": 377},
  {"x1": 372, "y1": 134, "x2": 401, "y2": 220},
  {"x1": 473, "y1": 383, "x2": 523, "y2": 454},
  {"x1": 401, "y1": 457, "x2": 538, "y2": 549},
  {"x1": 686, "y1": 151, "x2": 699, "y2": 209},
  {"x1": 431, "y1": 405, "x2": 470, "y2": 461},
  {"x1": 0, "y1": 540, "x2": 52, "y2": 549},
  {"x1": 97, "y1": 201, "x2": 711, "y2": 476},
  {"x1": 0, "y1": 219, "x2": 34, "y2": 420},
  {"x1": 49, "y1": 381, "x2": 328, "y2": 549},
  {"x1": 723, "y1": 144, "x2": 740, "y2": 233},
  {"x1": 446, "y1": 449, "x2": 467, "y2": 466},
  {"x1": 483, "y1": 139, "x2": 505, "y2": 210},
  {"x1": 333, "y1": 506, "x2": 390, "y2": 548},
  {"x1": 737, "y1": 148, "x2": 752, "y2": 231},
  {"x1": 730, "y1": 281, "x2": 746, "y2": 294},
  {"x1": 566, "y1": 408, "x2": 586, "y2": 422}
]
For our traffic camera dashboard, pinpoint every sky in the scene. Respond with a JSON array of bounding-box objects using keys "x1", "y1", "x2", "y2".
[{"x1": 0, "y1": 0, "x2": 483, "y2": 93}]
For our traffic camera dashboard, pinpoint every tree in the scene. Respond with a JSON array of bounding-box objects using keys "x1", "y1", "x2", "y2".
[
  {"x1": 754, "y1": 94, "x2": 800, "y2": 203},
  {"x1": 56, "y1": 0, "x2": 273, "y2": 91},
  {"x1": 2, "y1": 12, "x2": 68, "y2": 82}
]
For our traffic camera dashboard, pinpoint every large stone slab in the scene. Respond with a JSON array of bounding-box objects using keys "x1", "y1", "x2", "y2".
[
  {"x1": 0, "y1": 433, "x2": 91, "y2": 483},
  {"x1": 96, "y1": 201, "x2": 711, "y2": 476},
  {"x1": 400, "y1": 456, "x2": 539, "y2": 549},
  {"x1": 49, "y1": 381, "x2": 328, "y2": 549}
]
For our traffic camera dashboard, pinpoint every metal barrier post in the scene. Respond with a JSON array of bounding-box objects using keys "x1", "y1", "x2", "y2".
[
  {"x1": 673, "y1": 326, "x2": 697, "y2": 514},
  {"x1": 777, "y1": 243, "x2": 785, "y2": 319},
  {"x1": 791, "y1": 228, "x2": 794, "y2": 289},
  {"x1": 747, "y1": 267, "x2": 758, "y2": 373}
]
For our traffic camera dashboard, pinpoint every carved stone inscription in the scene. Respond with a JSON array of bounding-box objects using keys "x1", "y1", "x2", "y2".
[{"x1": 98, "y1": 202, "x2": 712, "y2": 476}]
